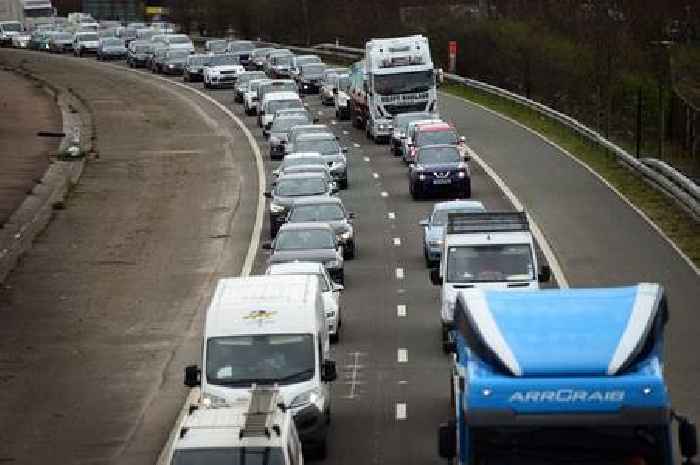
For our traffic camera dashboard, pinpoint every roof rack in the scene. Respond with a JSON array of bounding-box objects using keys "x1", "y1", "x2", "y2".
[
  {"x1": 446, "y1": 212, "x2": 529, "y2": 235},
  {"x1": 240, "y1": 384, "x2": 283, "y2": 439}
]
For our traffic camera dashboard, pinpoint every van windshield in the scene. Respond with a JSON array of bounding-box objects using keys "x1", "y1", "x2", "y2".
[
  {"x1": 206, "y1": 334, "x2": 314, "y2": 386},
  {"x1": 172, "y1": 447, "x2": 285, "y2": 465},
  {"x1": 446, "y1": 244, "x2": 535, "y2": 283}
]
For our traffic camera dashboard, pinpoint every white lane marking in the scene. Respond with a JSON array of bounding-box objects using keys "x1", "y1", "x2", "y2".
[
  {"x1": 393, "y1": 237, "x2": 401, "y2": 246},
  {"x1": 343, "y1": 130, "x2": 349, "y2": 135},
  {"x1": 372, "y1": 172, "x2": 380, "y2": 179},
  {"x1": 140, "y1": 149, "x2": 204, "y2": 155},
  {"x1": 103, "y1": 63, "x2": 266, "y2": 465},
  {"x1": 363, "y1": 156, "x2": 370, "y2": 162},
  {"x1": 395, "y1": 268, "x2": 405, "y2": 279},
  {"x1": 396, "y1": 403, "x2": 407, "y2": 420},
  {"x1": 397, "y1": 304, "x2": 407, "y2": 317},
  {"x1": 331, "y1": 120, "x2": 337, "y2": 125},
  {"x1": 398, "y1": 380, "x2": 408, "y2": 385},
  {"x1": 353, "y1": 143, "x2": 361, "y2": 148},
  {"x1": 317, "y1": 110, "x2": 323, "y2": 115},
  {"x1": 343, "y1": 352, "x2": 364, "y2": 399},
  {"x1": 397, "y1": 348, "x2": 408, "y2": 363},
  {"x1": 447, "y1": 92, "x2": 699, "y2": 277},
  {"x1": 381, "y1": 191, "x2": 389, "y2": 198},
  {"x1": 388, "y1": 212, "x2": 396, "y2": 220}
]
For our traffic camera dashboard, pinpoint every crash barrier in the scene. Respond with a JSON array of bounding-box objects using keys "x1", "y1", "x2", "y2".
[{"x1": 191, "y1": 38, "x2": 700, "y2": 217}]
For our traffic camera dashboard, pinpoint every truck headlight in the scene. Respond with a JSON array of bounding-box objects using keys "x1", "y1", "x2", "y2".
[
  {"x1": 290, "y1": 387, "x2": 323, "y2": 409},
  {"x1": 458, "y1": 171, "x2": 466, "y2": 178},
  {"x1": 270, "y1": 203, "x2": 285, "y2": 214}
]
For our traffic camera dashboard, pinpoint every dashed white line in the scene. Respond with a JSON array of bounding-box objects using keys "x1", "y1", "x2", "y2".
[
  {"x1": 398, "y1": 380, "x2": 408, "y2": 385},
  {"x1": 395, "y1": 268, "x2": 405, "y2": 279},
  {"x1": 393, "y1": 237, "x2": 401, "y2": 246},
  {"x1": 363, "y1": 156, "x2": 370, "y2": 162},
  {"x1": 342, "y1": 130, "x2": 349, "y2": 135},
  {"x1": 397, "y1": 304, "x2": 407, "y2": 317},
  {"x1": 331, "y1": 120, "x2": 337, "y2": 125},
  {"x1": 387, "y1": 212, "x2": 396, "y2": 220},
  {"x1": 372, "y1": 172, "x2": 380, "y2": 179},
  {"x1": 353, "y1": 143, "x2": 361, "y2": 148},
  {"x1": 381, "y1": 191, "x2": 389, "y2": 198},
  {"x1": 396, "y1": 403, "x2": 407, "y2": 420},
  {"x1": 397, "y1": 348, "x2": 408, "y2": 363},
  {"x1": 317, "y1": 110, "x2": 323, "y2": 115}
]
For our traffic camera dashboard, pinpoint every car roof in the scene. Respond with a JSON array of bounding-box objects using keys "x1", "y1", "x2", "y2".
[
  {"x1": 278, "y1": 222, "x2": 335, "y2": 232},
  {"x1": 433, "y1": 200, "x2": 486, "y2": 212},
  {"x1": 417, "y1": 144, "x2": 460, "y2": 152},
  {"x1": 263, "y1": 91, "x2": 300, "y2": 101},
  {"x1": 284, "y1": 152, "x2": 323, "y2": 159},
  {"x1": 283, "y1": 165, "x2": 330, "y2": 174},
  {"x1": 416, "y1": 122, "x2": 454, "y2": 132},
  {"x1": 267, "y1": 261, "x2": 325, "y2": 275},
  {"x1": 296, "y1": 132, "x2": 336, "y2": 141},
  {"x1": 291, "y1": 195, "x2": 343, "y2": 206},
  {"x1": 277, "y1": 172, "x2": 327, "y2": 181},
  {"x1": 291, "y1": 125, "x2": 330, "y2": 132}
]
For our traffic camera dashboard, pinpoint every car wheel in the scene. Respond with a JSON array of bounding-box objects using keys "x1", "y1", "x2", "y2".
[
  {"x1": 463, "y1": 181, "x2": 472, "y2": 199},
  {"x1": 312, "y1": 440, "x2": 327, "y2": 460},
  {"x1": 344, "y1": 241, "x2": 355, "y2": 260},
  {"x1": 338, "y1": 271, "x2": 345, "y2": 286},
  {"x1": 424, "y1": 248, "x2": 434, "y2": 268},
  {"x1": 330, "y1": 331, "x2": 339, "y2": 344}
]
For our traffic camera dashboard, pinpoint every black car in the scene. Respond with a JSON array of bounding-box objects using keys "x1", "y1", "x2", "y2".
[
  {"x1": 408, "y1": 144, "x2": 471, "y2": 199},
  {"x1": 159, "y1": 50, "x2": 189, "y2": 75},
  {"x1": 298, "y1": 63, "x2": 326, "y2": 95},
  {"x1": 127, "y1": 41, "x2": 152, "y2": 68}
]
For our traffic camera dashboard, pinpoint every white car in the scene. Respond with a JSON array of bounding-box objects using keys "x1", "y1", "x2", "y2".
[
  {"x1": 333, "y1": 74, "x2": 352, "y2": 120},
  {"x1": 258, "y1": 91, "x2": 304, "y2": 129},
  {"x1": 11, "y1": 33, "x2": 32, "y2": 49},
  {"x1": 243, "y1": 78, "x2": 271, "y2": 115},
  {"x1": 266, "y1": 261, "x2": 343, "y2": 342},
  {"x1": 162, "y1": 34, "x2": 194, "y2": 54},
  {"x1": 203, "y1": 54, "x2": 244, "y2": 89},
  {"x1": 73, "y1": 32, "x2": 99, "y2": 56}
]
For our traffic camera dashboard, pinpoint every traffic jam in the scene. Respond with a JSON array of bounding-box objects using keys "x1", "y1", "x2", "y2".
[{"x1": 2, "y1": 14, "x2": 698, "y2": 465}]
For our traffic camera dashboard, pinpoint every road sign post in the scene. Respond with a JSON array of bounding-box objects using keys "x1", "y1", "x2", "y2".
[{"x1": 448, "y1": 41, "x2": 457, "y2": 74}]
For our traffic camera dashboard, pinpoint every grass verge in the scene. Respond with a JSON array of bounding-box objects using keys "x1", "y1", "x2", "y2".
[{"x1": 442, "y1": 84, "x2": 700, "y2": 268}]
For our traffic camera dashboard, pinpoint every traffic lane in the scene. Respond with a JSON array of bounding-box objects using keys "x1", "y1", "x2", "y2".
[
  {"x1": 0, "y1": 50, "x2": 258, "y2": 465},
  {"x1": 440, "y1": 93, "x2": 700, "y2": 419}
]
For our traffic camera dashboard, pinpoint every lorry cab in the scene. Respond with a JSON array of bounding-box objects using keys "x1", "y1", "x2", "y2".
[
  {"x1": 184, "y1": 275, "x2": 336, "y2": 457},
  {"x1": 430, "y1": 212, "x2": 551, "y2": 352},
  {"x1": 0, "y1": 21, "x2": 23, "y2": 47},
  {"x1": 439, "y1": 285, "x2": 698, "y2": 465},
  {"x1": 171, "y1": 386, "x2": 304, "y2": 465}
]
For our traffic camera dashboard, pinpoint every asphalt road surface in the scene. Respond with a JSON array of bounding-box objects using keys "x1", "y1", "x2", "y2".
[{"x1": 0, "y1": 48, "x2": 697, "y2": 465}]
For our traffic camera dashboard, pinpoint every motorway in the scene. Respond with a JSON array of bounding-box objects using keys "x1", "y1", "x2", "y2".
[{"x1": 0, "y1": 48, "x2": 698, "y2": 465}]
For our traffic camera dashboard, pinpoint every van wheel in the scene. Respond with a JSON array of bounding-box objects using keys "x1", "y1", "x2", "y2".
[
  {"x1": 330, "y1": 332, "x2": 339, "y2": 344},
  {"x1": 313, "y1": 440, "x2": 328, "y2": 460}
]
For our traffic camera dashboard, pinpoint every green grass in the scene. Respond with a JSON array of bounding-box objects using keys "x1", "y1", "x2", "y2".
[{"x1": 442, "y1": 84, "x2": 700, "y2": 268}]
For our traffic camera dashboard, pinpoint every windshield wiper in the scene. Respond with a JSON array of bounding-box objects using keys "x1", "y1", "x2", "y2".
[{"x1": 276, "y1": 368, "x2": 315, "y2": 382}]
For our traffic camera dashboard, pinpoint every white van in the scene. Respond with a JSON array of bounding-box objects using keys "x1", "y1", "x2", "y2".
[
  {"x1": 171, "y1": 386, "x2": 304, "y2": 465},
  {"x1": 258, "y1": 91, "x2": 303, "y2": 129},
  {"x1": 184, "y1": 275, "x2": 336, "y2": 458}
]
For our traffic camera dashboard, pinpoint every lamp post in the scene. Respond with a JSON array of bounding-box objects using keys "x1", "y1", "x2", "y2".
[{"x1": 650, "y1": 40, "x2": 674, "y2": 160}]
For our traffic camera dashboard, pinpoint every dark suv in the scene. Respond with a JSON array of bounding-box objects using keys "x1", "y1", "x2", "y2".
[{"x1": 408, "y1": 145, "x2": 471, "y2": 199}]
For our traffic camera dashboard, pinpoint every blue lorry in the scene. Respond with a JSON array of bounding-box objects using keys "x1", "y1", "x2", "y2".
[{"x1": 439, "y1": 284, "x2": 697, "y2": 465}]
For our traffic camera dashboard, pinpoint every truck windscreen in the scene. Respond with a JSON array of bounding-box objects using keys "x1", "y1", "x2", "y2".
[
  {"x1": 172, "y1": 447, "x2": 285, "y2": 465},
  {"x1": 24, "y1": 8, "x2": 54, "y2": 18},
  {"x1": 446, "y1": 244, "x2": 534, "y2": 283},
  {"x1": 374, "y1": 70, "x2": 433, "y2": 95},
  {"x1": 2, "y1": 23, "x2": 22, "y2": 32}
]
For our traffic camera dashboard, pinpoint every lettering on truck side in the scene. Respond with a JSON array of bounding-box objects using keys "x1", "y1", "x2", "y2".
[{"x1": 509, "y1": 390, "x2": 626, "y2": 403}]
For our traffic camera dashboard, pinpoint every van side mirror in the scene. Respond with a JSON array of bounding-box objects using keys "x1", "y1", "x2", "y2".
[
  {"x1": 679, "y1": 416, "x2": 698, "y2": 460},
  {"x1": 430, "y1": 268, "x2": 442, "y2": 286},
  {"x1": 321, "y1": 359, "x2": 337, "y2": 382},
  {"x1": 438, "y1": 421, "x2": 457, "y2": 458},
  {"x1": 538, "y1": 265, "x2": 552, "y2": 283},
  {"x1": 348, "y1": 212, "x2": 355, "y2": 219},
  {"x1": 264, "y1": 191, "x2": 272, "y2": 198},
  {"x1": 342, "y1": 147, "x2": 348, "y2": 154},
  {"x1": 459, "y1": 136, "x2": 466, "y2": 144},
  {"x1": 332, "y1": 282, "x2": 344, "y2": 292},
  {"x1": 184, "y1": 365, "x2": 200, "y2": 387},
  {"x1": 332, "y1": 88, "x2": 338, "y2": 95},
  {"x1": 262, "y1": 242, "x2": 272, "y2": 250}
]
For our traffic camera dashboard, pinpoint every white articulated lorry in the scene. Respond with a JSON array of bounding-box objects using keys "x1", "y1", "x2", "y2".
[{"x1": 351, "y1": 35, "x2": 438, "y2": 143}]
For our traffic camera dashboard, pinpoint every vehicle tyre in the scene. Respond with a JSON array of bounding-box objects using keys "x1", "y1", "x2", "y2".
[
  {"x1": 183, "y1": 73, "x2": 189, "y2": 82},
  {"x1": 424, "y1": 248, "x2": 432, "y2": 268},
  {"x1": 344, "y1": 241, "x2": 355, "y2": 260},
  {"x1": 337, "y1": 271, "x2": 345, "y2": 286},
  {"x1": 441, "y1": 326, "x2": 450, "y2": 354},
  {"x1": 463, "y1": 181, "x2": 471, "y2": 199},
  {"x1": 330, "y1": 331, "x2": 339, "y2": 344},
  {"x1": 313, "y1": 440, "x2": 328, "y2": 460}
]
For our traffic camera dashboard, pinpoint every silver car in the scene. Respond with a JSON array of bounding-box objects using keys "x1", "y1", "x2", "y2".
[
  {"x1": 268, "y1": 115, "x2": 312, "y2": 159},
  {"x1": 287, "y1": 196, "x2": 356, "y2": 259}
]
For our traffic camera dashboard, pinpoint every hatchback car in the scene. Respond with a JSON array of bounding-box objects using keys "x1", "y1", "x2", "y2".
[
  {"x1": 183, "y1": 54, "x2": 212, "y2": 82},
  {"x1": 73, "y1": 32, "x2": 99, "y2": 56},
  {"x1": 298, "y1": 63, "x2": 326, "y2": 94},
  {"x1": 272, "y1": 152, "x2": 326, "y2": 179},
  {"x1": 264, "y1": 172, "x2": 334, "y2": 237},
  {"x1": 264, "y1": 223, "x2": 344, "y2": 285},
  {"x1": 96, "y1": 37, "x2": 127, "y2": 60},
  {"x1": 47, "y1": 31, "x2": 74, "y2": 53},
  {"x1": 158, "y1": 49, "x2": 189, "y2": 75},
  {"x1": 391, "y1": 112, "x2": 437, "y2": 157},
  {"x1": 291, "y1": 133, "x2": 349, "y2": 189},
  {"x1": 127, "y1": 40, "x2": 152, "y2": 67},
  {"x1": 404, "y1": 121, "x2": 462, "y2": 164},
  {"x1": 288, "y1": 196, "x2": 356, "y2": 259},
  {"x1": 418, "y1": 200, "x2": 486, "y2": 266},
  {"x1": 408, "y1": 145, "x2": 471, "y2": 199},
  {"x1": 268, "y1": 115, "x2": 312, "y2": 159},
  {"x1": 234, "y1": 71, "x2": 267, "y2": 102}
]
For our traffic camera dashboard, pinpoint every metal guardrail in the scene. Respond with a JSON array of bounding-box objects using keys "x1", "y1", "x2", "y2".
[{"x1": 189, "y1": 38, "x2": 699, "y2": 217}]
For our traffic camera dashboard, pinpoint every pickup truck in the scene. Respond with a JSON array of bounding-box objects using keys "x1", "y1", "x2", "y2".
[{"x1": 439, "y1": 284, "x2": 698, "y2": 465}]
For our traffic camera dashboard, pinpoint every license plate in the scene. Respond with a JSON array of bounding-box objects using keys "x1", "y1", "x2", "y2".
[{"x1": 433, "y1": 179, "x2": 452, "y2": 185}]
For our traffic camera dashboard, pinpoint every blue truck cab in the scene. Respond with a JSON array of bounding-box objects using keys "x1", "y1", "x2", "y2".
[{"x1": 439, "y1": 284, "x2": 697, "y2": 465}]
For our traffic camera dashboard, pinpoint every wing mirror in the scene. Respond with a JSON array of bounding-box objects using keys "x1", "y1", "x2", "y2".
[
  {"x1": 313, "y1": 117, "x2": 320, "y2": 124},
  {"x1": 678, "y1": 415, "x2": 698, "y2": 460},
  {"x1": 332, "y1": 88, "x2": 338, "y2": 95},
  {"x1": 342, "y1": 147, "x2": 348, "y2": 154},
  {"x1": 262, "y1": 241, "x2": 272, "y2": 250},
  {"x1": 459, "y1": 136, "x2": 466, "y2": 144},
  {"x1": 264, "y1": 191, "x2": 272, "y2": 198},
  {"x1": 321, "y1": 359, "x2": 337, "y2": 382},
  {"x1": 538, "y1": 265, "x2": 552, "y2": 283},
  {"x1": 430, "y1": 268, "x2": 443, "y2": 286},
  {"x1": 184, "y1": 365, "x2": 200, "y2": 387},
  {"x1": 348, "y1": 212, "x2": 356, "y2": 219},
  {"x1": 409, "y1": 163, "x2": 416, "y2": 170},
  {"x1": 419, "y1": 219, "x2": 429, "y2": 226},
  {"x1": 332, "y1": 282, "x2": 344, "y2": 292}
]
